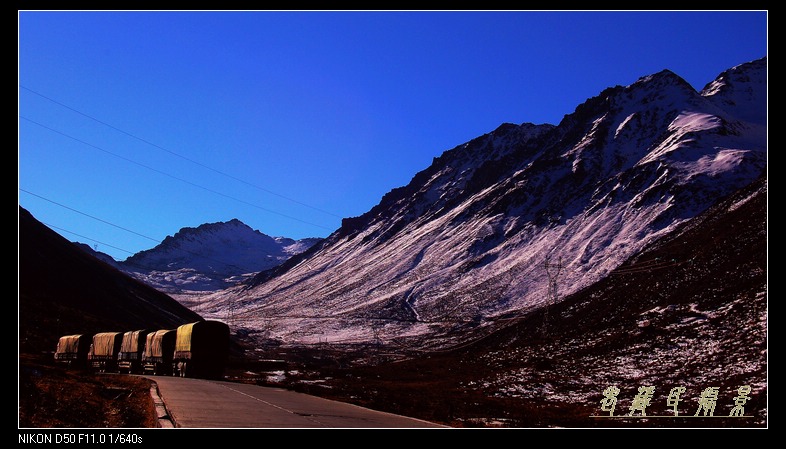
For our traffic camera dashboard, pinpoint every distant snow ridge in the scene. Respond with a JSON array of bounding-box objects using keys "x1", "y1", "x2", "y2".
[
  {"x1": 202, "y1": 57, "x2": 766, "y2": 349},
  {"x1": 116, "y1": 219, "x2": 321, "y2": 295}
]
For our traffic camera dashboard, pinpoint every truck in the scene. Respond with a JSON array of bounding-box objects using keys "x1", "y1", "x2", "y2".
[
  {"x1": 54, "y1": 334, "x2": 91, "y2": 368},
  {"x1": 172, "y1": 320, "x2": 230, "y2": 380},
  {"x1": 87, "y1": 332, "x2": 123, "y2": 372},
  {"x1": 116, "y1": 329, "x2": 151, "y2": 374},
  {"x1": 141, "y1": 329, "x2": 176, "y2": 376}
]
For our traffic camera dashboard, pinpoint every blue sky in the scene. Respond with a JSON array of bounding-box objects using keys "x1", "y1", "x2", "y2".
[{"x1": 18, "y1": 10, "x2": 767, "y2": 262}]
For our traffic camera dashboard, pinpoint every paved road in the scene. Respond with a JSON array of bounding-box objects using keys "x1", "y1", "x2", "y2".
[{"x1": 146, "y1": 376, "x2": 448, "y2": 428}]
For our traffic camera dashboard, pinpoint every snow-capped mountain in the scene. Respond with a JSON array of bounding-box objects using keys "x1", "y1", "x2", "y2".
[
  {"x1": 101, "y1": 219, "x2": 321, "y2": 298},
  {"x1": 201, "y1": 57, "x2": 766, "y2": 349}
]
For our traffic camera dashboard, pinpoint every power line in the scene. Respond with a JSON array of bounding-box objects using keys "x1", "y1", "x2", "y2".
[
  {"x1": 20, "y1": 85, "x2": 343, "y2": 219},
  {"x1": 39, "y1": 222, "x2": 137, "y2": 258},
  {"x1": 20, "y1": 189, "x2": 275, "y2": 276},
  {"x1": 20, "y1": 188, "x2": 159, "y2": 244},
  {"x1": 610, "y1": 257, "x2": 688, "y2": 274},
  {"x1": 19, "y1": 116, "x2": 335, "y2": 232}
]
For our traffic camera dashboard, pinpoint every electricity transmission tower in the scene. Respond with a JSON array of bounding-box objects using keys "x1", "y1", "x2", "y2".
[
  {"x1": 226, "y1": 296, "x2": 236, "y2": 327},
  {"x1": 542, "y1": 255, "x2": 563, "y2": 336}
]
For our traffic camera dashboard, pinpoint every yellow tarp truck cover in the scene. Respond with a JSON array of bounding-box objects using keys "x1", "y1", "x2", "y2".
[
  {"x1": 144, "y1": 329, "x2": 175, "y2": 359},
  {"x1": 175, "y1": 322, "x2": 196, "y2": 356},
  {"x1": 118, "y1": 329, "x2": 149, "y2": 359},
  {"x1": 55, "y1": 335, "x2": 83, "y2": 356},
  {"x1": 91, "y1": 332, "x2": 122, "y2": 357},
  {"x1": 141, "y1": 329, "x2": 176, "y2": 375},
  {"x1": 54, "y1": 334, "x2": 91, "y2": 365},
  {"x1": 119, "y1": 330, "x2": 143, "y2": 354}
]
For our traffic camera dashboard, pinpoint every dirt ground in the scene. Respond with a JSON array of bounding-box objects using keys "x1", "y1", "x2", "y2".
[{"x1": 19, "y1": 353, "x2": 158, "y2": 428}]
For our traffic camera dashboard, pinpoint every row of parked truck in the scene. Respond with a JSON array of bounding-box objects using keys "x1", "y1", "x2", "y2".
[{"x1": 53, "y1": 320, "x2": 230, "y2": 380}]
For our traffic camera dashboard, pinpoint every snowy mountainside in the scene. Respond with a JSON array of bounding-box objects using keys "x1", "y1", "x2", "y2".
[
  {"x1": 105, "y1": 219, "x2": 320, "y2": 297},
  {"x1": 273, "y1": 174, "x2": 766, "y2": 427},
  {"x1": 202, "y1": 57, "x2": 766, "y2": 349}
]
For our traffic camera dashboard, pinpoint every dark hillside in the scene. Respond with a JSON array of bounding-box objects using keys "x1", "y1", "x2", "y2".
[{"x1": 18, "y1": 206, "x2": 203, "y2": 355}]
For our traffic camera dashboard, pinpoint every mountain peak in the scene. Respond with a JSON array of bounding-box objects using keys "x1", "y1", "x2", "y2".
[
  {"x1": 700, "y1": 57, "x2": 767, "y2": 125},
  {"x1": 701, "y1": 57, "x2": 766, "y2": 96},
  {"x1": 175, "y1": 218, "x2": 257, "y2": 236},
  {"x1": 119, "y1": 218, "x2": 322, "y2": 294},
  {"x1": 630, "y1": 68, "x2": 698, "y2": 97}
]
